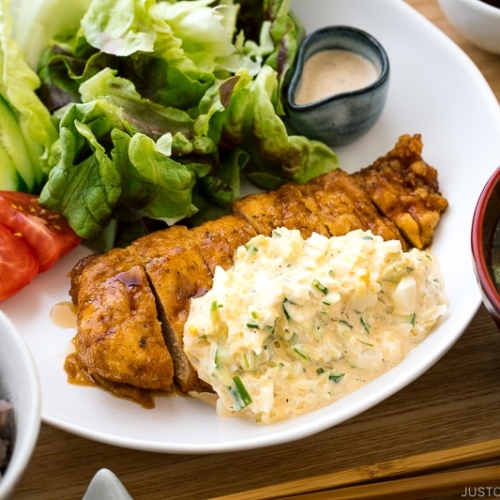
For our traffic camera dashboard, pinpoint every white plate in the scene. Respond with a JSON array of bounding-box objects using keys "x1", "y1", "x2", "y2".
[{"x1": 2, "y1": 0, "x2": 500, "y2": 454}]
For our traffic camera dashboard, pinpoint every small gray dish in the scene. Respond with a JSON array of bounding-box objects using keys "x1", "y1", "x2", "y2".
[
  {"x1": 284, "y1": 25, "x2": 390, "y2": 147},
  {"x1": 82, "y1": 469, "x2": 133, "y2": 500}
]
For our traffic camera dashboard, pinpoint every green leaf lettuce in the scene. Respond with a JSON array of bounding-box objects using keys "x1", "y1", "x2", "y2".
[
  {"x1": 0, "y1": 0, "x2": 58, "y2": 191},
  {"x1": 34, "y1": 0, "x2": 338, "y2": 250}
]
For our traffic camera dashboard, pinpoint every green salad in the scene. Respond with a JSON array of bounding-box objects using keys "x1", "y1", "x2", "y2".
[{"x1": 2, "y1": 0, "x2": 338, "y2": 251}]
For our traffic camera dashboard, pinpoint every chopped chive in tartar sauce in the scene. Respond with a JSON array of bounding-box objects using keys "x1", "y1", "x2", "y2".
[{"x1": 183, "y1": 228, "x2": 448, "y2": 424}]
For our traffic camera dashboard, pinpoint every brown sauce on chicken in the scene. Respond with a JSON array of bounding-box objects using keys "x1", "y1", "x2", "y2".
[
  {"x1": 64, "y1": 353, "x2": 156, "y2": 409},
  {"x1": 65, "y1": 134, "x2": 448, "y2": 408}
]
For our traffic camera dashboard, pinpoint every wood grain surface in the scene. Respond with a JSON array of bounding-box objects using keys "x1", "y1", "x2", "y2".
[{"x1": 12, "y1": 1, "x2": 500, "y2": 499}]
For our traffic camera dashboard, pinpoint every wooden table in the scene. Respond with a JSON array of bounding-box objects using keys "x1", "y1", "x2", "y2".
[{"x1": 12, "y1": 1, "x2": 500, "y2": 499}]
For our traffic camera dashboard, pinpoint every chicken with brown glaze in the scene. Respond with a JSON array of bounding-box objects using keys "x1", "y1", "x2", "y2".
[
  {"x1": 67, "y1": 247, "x2": 175, "y2": 406},
  {"x1": 67, "y1": 134, "x2": 448, "y2": 406}
]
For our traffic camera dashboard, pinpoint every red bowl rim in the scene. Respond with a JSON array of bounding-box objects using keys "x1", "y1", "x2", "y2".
[{"x1": 471, "y1": 165, "x2": 500, "y2": 310}]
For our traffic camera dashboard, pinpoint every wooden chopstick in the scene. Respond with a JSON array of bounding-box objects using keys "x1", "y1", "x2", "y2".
[
  {"x1": 275, "y1": 464, "x2": 500, "y2": 500},
  {"x1": 209, "y1": 438, "x2": 500, "y2": 500}
]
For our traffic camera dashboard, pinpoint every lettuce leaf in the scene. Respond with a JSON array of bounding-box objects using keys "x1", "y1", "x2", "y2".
[
  {"x1": 32, "y1": 0, "x2": 337, "y2": 250},
  {"x1": 39, "y1": 100, "x2": 127, "y2": 238},
  {"x1": 234, "y1": 0, "x2": 304, "y2": 91},
  {"x1": 126, "y1": 132, "x2": 197, "y2": 222},
  {"x1": 0, "y1": 0, "x2": 58, "y2": 191},
  {"x1": 40, "y1": 99, "x2": 199, "y2": 244},
  {"x1": 81, "y1": 0, "x2": 157, "y2": 56},
  {"x1": 13, "y1": 0, "x2": 91, "y2": 69},
  {"x1": 197, "y1": 65, "x2": 338, "y2": 189}
]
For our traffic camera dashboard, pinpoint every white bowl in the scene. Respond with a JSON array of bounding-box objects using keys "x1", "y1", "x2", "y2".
[
  {"x1": 0, "y1": 310, "x2": 41, "y2": 500},
  {"x1": 438, "y1": 0, "x2": 500, "y2": 54}
]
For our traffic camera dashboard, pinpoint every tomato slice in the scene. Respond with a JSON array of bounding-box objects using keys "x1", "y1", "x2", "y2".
[
  {"x1": 0, "y1": 222, "x2": 39, "y2": 301},
  {"x1": 0, "y1": 191, "x2": 82, "y2": 273}
]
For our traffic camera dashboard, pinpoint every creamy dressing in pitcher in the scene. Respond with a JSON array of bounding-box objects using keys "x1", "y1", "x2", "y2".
[{"x1": 295, "y1": 49, "x2": 379, "y2": 105}]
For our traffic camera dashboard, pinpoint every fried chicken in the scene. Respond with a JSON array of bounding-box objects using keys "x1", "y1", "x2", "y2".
[
  {"x1": 67, "y1": 134, "x2": 448, "y2": 404},
  {"x1": 353, "y1": 134, "x2": 448, "y2": 249},
  {"x1": 308, "y1": 168, "x2": 409, "y2": 248},
  {"x1": 132, "y1": 226, "x2": 214, "y2": 393},
  {"x1": 67, "y1": 247, "x2": 175, "y2": 401}
]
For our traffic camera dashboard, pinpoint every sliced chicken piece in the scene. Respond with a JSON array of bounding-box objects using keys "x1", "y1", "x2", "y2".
[
  {"x1": 190, "y1": 213, "x2": 257, "y2": 274},
  {"x1": 232, "y1": 190, "x2": 283, "y2": 237},
  {"x1": 271, "y1": 183, "x2": 331, "y2": 238},
  {"x1": 68, "y1": 253, "x2": 98, "y2": 305},
  {"x1": 354, "y1": 134, "x2": 448, "y2": 249},
  {"x1": 307, "y1": 169, "x2": 409, "y2": 248},
  {"x1": 132, "y1": 225, "x2": 213, "y2": 393},
  {"x1": 67, "y1": 247, "x2": 174, "y2": 394},
  {"x1": 234, "y1": 183, "x2": 330, "y2": 239}
]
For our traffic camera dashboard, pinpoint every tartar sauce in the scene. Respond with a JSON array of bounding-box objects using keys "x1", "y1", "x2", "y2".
[
  {"x1": 184, "y1": 228, "x2": 448, "y2": 424},
  {"x1": 295, "y1": 49, "x2": 379, "y2": 105}
]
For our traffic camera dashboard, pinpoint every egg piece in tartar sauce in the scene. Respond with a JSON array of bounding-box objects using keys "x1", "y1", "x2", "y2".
[{"x1": 183, "y1": 228, "x2": 448, "y2": 425}]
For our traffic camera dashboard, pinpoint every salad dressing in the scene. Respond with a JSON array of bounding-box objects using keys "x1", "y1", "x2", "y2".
[{"x1": 295, "y1": 49, "x2": 379, "y2": 105}]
